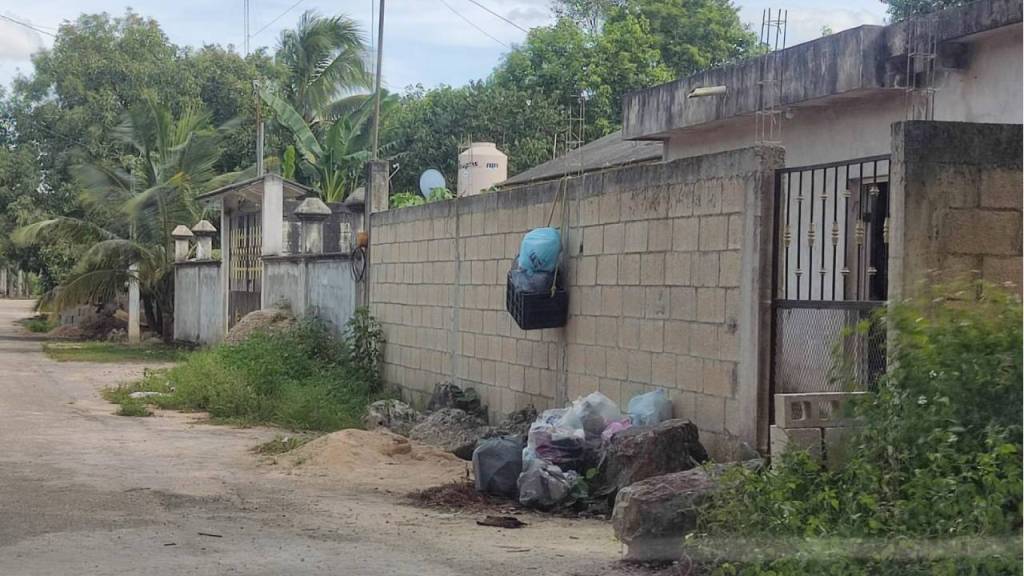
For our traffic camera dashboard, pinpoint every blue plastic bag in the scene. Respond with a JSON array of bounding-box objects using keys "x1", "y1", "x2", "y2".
[
  {"x1": 517, "y1": 227, "x2": 562, "y2": 274},
  {"x1": 627, "y1": 389, "x2": 673, "y2": 426}
]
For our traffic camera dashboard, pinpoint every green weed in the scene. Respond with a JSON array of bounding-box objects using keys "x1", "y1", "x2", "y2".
[
  {"x1": 253, "y1": 434, "x2": 314, "y2": 455},
  {"x1": 105, "y1": 314, "x2": 388, "y2": 432},
  {"x1": 116, "y1": 397, "x2": 152, "y2": 417},
  {"x1": 694, "y1": 282, "x2": 1023, "y2": 575},
  {"x1": 19, "y1": 316, "x2": 56, "y2": 333}
]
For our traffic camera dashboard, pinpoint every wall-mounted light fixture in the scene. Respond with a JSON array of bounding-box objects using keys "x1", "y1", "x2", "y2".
[{"x1": 687, "y1": 86, "x2": 727, "y2": 98}]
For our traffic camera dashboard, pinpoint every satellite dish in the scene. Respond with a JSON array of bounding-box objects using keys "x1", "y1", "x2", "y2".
[{"x1": 419, "y1": 169, "x2": 446, "y2": 196}]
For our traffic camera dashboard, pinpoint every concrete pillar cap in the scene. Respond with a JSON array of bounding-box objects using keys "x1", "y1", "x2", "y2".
[
  {"x1": 191, "y1": 220, "x2": 217, "y2": 236},
  {"x1": 294, "y1": 196, "x2": 332, "y2": 220},
  {"x1": 171, "y1": 225, "x2": 195, "y2": 239}
]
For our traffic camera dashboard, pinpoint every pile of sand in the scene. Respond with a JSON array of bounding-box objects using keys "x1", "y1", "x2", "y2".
[
  {"x1": 225, "y1": 308, "x2": 295, "y2": 344},
  {"x1": 280, "y1": 429, "x2": 470, "y2": 491}
]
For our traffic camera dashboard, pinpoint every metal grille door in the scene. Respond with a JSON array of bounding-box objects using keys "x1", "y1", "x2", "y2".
[
  {"x1": 229, "y1": 212, "x2": 262, "y2": 326},
  {"x1": 770, "y1": 157, "x2": 890, "y2": 400}
]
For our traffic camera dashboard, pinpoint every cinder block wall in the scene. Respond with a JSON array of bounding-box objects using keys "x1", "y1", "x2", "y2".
[
  {"x1": 369, "y1": 146, "x2": 783, "y2": 458},
  {"x1": 890, "y1": 121, "x2": 1023, "y2": 299}
]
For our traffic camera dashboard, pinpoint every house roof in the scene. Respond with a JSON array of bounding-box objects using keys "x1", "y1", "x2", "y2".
[
  {"x1": 196, "y1": 174, "x2": 314, "y2": 204},
  {"x1": 501, "y1": 130, "x2": 662, "y2": 187}
]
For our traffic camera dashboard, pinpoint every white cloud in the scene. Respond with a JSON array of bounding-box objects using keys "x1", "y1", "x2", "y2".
[{"x1": 0, "y1": 14, "x2": 47, "y2": 62}]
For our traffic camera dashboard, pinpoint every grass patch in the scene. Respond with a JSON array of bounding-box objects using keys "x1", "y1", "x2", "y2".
[
  {"x1": 116, "y1": 397, "x2": 152, "y2": 417},
  {"x1": 104, "y1": 315, "x2": 388, "y2": 433},
  {"x1": 19, "y1": 315, "x2": 56, "y2": 333},
  {"x1": 253, "y1": 434, "x2": 314, "y2": 455},
  {"x1": 44, "y1": 341, "x2": 186, "y2": 363}
]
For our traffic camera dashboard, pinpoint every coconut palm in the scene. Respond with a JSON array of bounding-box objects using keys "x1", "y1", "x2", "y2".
[
  {"x1": 15, "y1": 96, "x2": 232, "y2": 337},
  {"x1": 276, "y1": 10, "x2": 372, "y2": 128}
]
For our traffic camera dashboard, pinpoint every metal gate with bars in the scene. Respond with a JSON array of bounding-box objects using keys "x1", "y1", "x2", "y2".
[
  {"x1": 769, "y1": 156, "x2": 891, "y2": 406},
  {"x1": 229, "y1": 212, "x2": 262, "y2": 327}
]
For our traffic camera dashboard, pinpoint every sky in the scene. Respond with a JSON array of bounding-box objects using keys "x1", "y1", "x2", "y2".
[{"x1": 0, "y1": 0, "x2": 888, "y2": 93}]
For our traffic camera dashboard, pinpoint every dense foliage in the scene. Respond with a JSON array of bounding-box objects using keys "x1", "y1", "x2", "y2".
[
  {"x1": 694, "y1": 283, "x2": 1023, "y2": 575},
  {"x1": 107, "y1": 314, "x2": 387, "y2": 430},
  {"x1": 883, "y1": 0, "x2": 970, "y2": 20},
  {"x1": 383, "y1": 0, "x2": 755, "y2": 194}
]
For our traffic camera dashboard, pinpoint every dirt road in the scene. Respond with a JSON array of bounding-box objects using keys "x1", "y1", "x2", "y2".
[{"x1": 0, "y1": 300, "x2": 623, "y2": 575}]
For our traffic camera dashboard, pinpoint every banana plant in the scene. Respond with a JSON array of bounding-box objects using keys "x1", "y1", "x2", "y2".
[{"x1": 261, "y1": 86, "x2": 396, "y2": 203}]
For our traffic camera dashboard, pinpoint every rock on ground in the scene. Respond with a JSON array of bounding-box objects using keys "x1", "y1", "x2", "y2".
[
  {"x1": 611, "y1": 460, "x2": 764, "y2": 561},
  {"x1": 225, "y1": 308, "x2": 295, "y2": 344},
  {"x1": 611, "y1": 466, "x2": 718, "y2": 561},
  {"x1": 409, "y1": 408, "x2": 492, "y2": 461},
  {"x1": 363, "y1": 399, "x2": 422, "y2": 437},
  {"x1": 485, "y1": 406, "x2": 537, "y2": 442},
  {"x1": 596, "y1": 419, "x2": 708, "y2": 497},
  {"x1": 427, "y1": 382, "x2": 486, "y2": 417}
]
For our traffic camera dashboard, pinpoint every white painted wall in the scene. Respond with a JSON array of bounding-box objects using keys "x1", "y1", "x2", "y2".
[{"x1": 665, "y1": 25, "x2": 1023, "y2": 168}]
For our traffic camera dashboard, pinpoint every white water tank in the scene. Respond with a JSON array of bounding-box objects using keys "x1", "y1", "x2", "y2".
[{"x1": 457, "y1": 142, "x2": 507, "y2": 197}]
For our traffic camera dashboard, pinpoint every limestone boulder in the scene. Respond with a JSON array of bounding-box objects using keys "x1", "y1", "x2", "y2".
[
  {"x1": 595, "y1": 419, "x2": 708, "y2": 497},
  {"x1": 611, "y1": 466, "x2": 718, "y2": 561},
  {"x1": 409, "y1": 408, "x2": 493, "y2": 461},
  {"x1": 363, "y1": 400, "x2": 422, "y2": 437}
]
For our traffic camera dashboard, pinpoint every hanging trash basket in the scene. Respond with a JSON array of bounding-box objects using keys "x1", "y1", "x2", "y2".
[{"x1": 506, "y1": 269, "x2": 568, "y2": 331}]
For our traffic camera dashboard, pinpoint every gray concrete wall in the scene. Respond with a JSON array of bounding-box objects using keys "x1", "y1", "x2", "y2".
[
  {"x1": 174, "y1": 261, "x2": 224, "y2": 345},
  {"x1": 369, "y1": 146, "x2": 784, "y2": 459},
  {"x1": 889, "y1": 120, "x2": 1023, "y2": 299},
  {"x1": 665, "y1": 25, "x2": 1022, "y2": 168},
  {"x1": 263, "y1": 255, "x2": 357, "y2": 332}
]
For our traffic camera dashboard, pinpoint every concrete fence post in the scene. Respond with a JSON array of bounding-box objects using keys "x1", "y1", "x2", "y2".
[
  {"x1": 294, "y1": 197, "x2": 331, "y2": 255},
  {"x1": 171, "y1": 225, "x2": 194, "y2": 262},
  {"x1": 191, "y1": 220, "x2": 217, "y2": 260},
  {"x1": 128, "y1": 262, "x2": 141, "y2": 345}
]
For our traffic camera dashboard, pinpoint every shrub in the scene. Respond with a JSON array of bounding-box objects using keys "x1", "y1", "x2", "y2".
[
  {"x1": 695, "y1": 283, "x2": 1023, "y2": 574},
  {"x1": 113, "y1": 313, "x2": 389, "y2": 431}
]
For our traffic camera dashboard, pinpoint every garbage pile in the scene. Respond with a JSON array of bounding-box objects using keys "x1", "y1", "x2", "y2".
[{"x1": 471, "y1": 388, "x2": 710, "y2": 512}]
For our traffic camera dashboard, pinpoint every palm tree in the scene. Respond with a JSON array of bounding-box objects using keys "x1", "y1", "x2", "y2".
[
  {"x1": 15, "y1": 96, "x2": 232, "y2": 337},
  {"x1": 276, "y1": 10, "x2": 372, "y2": 128},
  {"x1": 261, "y1": 87, "x2": 397, "y2": 202}
]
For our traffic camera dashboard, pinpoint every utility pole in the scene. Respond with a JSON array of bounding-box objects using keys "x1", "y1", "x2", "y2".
[
  {"x1": 370, "y1": 0, "x2": 385, "y2": 160},
  {"x1": 254, "y1": 79, "x2": 264, "y2": 175}
]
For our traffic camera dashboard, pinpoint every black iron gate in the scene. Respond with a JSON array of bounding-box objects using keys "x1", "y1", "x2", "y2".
[
  {"x1": 229, "y1": 212, "x2": 262, "y2": 327},
  {"x1": 769, "y1": 156, "x2": 890, "y2": 406}
]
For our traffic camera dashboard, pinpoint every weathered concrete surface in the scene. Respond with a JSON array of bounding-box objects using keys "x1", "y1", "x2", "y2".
[
  {"x1": 888, "y1": 121, "x2": 1023, "y2": 299},
  {"x1": 263, "y1": 255, "x2": 357, "y2": 332},
  {"x1": 0, "y1": 299, "x2": 623, "y2": 576},
  {"x1": 173, "y1": 261, "x2": 223, "y2": 345},
  {"x1": 623, "y1": 0, "x2": 1023, "y2": 142}
]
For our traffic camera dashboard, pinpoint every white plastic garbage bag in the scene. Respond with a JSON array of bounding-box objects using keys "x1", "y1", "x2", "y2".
[
  {"x1": 627, "y1": 389, "x2": 673, "y2": 426},
  {"x1": 558, "y1": 392, "x2": 622, "y2": 439}
]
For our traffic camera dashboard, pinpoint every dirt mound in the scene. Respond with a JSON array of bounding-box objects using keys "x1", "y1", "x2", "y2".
[
  {"x1": 48, "y1": 324, "x2": 84, "y2": 339},
  {"x1": 225, "y1": 308, "x2": 295, "y2": 344},
  {"x1": 280, "y1": 429, "x2": 470, "y2": 491},
  {"x1": 407, "y1": 480, "x2": 518, "y2": 512}
]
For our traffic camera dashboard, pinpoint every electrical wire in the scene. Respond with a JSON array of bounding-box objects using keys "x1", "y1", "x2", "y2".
[
  {"x1": 463, "y1": 0, "x2": 528, "y2": 33},
  {"x1": 251, "y1": 0, "x2": 306, "y2": 38},
  {"x1": 437, "y1": 0, "x2": 508, "y2": 49},
  {"x1": 0, "y1": 13, "x2": 57, "y2": 37}
]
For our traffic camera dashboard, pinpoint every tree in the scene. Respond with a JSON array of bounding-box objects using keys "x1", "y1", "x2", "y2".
[
  {"x1": 882, "y1": 0, "x2": 966, "y2": 20},
  {"x1": 261, "y1": 87, "x2": 397, "y2": 202},
  {"x1": 274, "y1": 10, "x2": 372, "y2": 128},
  {"x1": 613, "y1": 0, "x2": 758, "y2": 76},
  {"x1": 15, "y1": 97, "x2": 231, "y2": 336}
]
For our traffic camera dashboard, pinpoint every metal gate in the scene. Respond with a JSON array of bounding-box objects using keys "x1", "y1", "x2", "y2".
[
  {"x1": 769, "y1": 156, "x2": 890, "y2": 406},
  {"x1": 229, "y1": 212, "x2": 262, "y2": 327}
]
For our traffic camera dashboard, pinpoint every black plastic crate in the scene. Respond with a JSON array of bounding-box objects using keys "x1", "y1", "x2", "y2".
[{"x1": 506, "y1": 270, "x2": 569, "y2": 330}]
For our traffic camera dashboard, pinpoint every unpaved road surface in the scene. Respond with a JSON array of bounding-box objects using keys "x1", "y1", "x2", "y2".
[{"x1": 0, "y1": 300, "x2": 624, "y2": 575}]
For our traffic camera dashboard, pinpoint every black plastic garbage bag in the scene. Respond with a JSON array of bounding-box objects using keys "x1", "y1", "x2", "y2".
[{"x1": 473, "y1": 436, "x2": 524, "y2": 497}]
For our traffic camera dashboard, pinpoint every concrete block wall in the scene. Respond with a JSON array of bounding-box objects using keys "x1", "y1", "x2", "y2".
[
  {"x1": 889, "y1": 121, "x2": 1023, "y2": 299},
  {"x1": 173, "y1": 261, "x2": 224, "y2": 345},
  {"x1": 370, "y1": 146, "x2": 783, "y2": 458}
]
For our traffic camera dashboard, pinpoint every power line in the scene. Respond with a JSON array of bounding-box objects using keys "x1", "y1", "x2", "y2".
[
  {"x1": 0, "y1": 13, "x2": 57, "y2": 38},
  {"x1": 463, "y1": 0, "x2": 528, "y2": 33},
  {"x1": 437, "y1": 0, "x2": 509, "y2": 49},
  {"x1": 251, "y1": 0, "x2": 306, "y2": 38}
]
